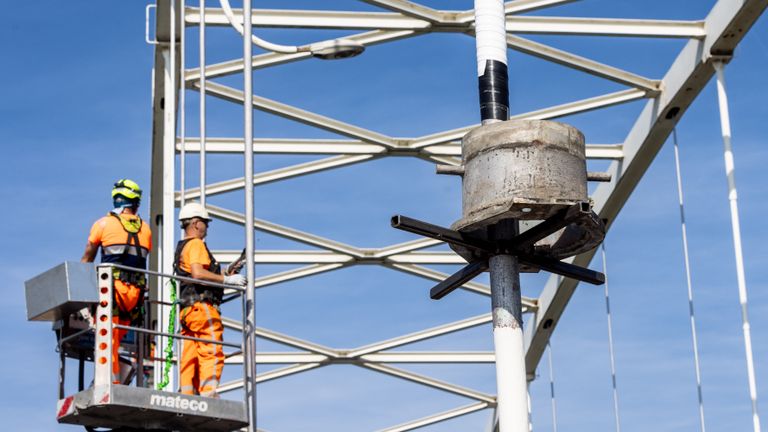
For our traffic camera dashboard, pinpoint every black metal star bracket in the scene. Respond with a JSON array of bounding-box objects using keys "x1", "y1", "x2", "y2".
[{"x1": 391, "y1": 203, "x2": 606, "y2": 300}]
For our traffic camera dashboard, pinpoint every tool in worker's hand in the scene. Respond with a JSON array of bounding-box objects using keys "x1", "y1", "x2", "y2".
[{"x1": 227, "y1": 248, "x2": 247, "y2": 275}]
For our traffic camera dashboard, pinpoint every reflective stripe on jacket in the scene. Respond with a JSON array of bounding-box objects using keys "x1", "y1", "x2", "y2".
[
  {"x1": 173, "y1": 238, "x2": 223, "y2": 306},
  {"x1": 97, "y1": 213, "x2": 151, "y2": 270}
]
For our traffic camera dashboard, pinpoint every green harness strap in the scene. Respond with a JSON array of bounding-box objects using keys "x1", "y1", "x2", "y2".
[{"x1": 156, "y1": 279, "x2": 178, "y2": 390}]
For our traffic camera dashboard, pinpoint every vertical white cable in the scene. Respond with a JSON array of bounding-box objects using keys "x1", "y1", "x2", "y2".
[
  {"x1": 243, "y1": 0, "x2": 257, "y2": 430},
  {"x1": 601, "y1": 244, "x2": 621, "y2": 432},
  {"x1": 547, "y1": 342, "x2": 558, "y2": 432},
  {"x1": 713, "y1": 62, "x2": 761, "y2": 432},
  {"x1": 199, "y1": 0, "x2": 207, "y2": 206},
  {"x1": 179, "y1": 0, "x2": 186, "y2": 208},
  {"x1": 672, "y1": 128, "x2": 707, "y2": 432},
  {"x1": 527, "y1": 385, "x2": 533, "y2": 432}
]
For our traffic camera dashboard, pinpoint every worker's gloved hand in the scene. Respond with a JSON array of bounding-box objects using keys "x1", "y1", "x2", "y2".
[
  {"x1": 223, "y1": 274, "x2": 247, "y2": 286},
  {"x1": 226, "y1": 248, "x2": 247, "y2": 275}
]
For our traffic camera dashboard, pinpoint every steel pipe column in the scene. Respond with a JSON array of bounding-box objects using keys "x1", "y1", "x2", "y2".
[
  {"x1": 489, "y1": 254, "x2": 528, "y2": 432},
  {"x1": 474, "y1": 1, "x2": 528, "y2": 431},
  {"x1": 243, "y1": 0, "x2": 257, "y2": 430}
]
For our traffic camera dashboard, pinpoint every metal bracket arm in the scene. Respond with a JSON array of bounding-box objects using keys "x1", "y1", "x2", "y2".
[
  {"x1": 430, "y1": 260, "x2": 489, "y2": 300},
  {"x1": 508, "y1": 202, "x2": 589, "y2": 251},
  {"x1": 392, "y1": 211, "x2": 605, "y2": 302},
  {"x1": 391, "y1": 215, "x2": 493, "y2": 252},
  {"x1": 518, "y1": 254, "x2": 605, "y2": 285}
]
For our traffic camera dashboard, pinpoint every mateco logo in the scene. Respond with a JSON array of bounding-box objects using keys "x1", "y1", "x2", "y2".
[{"x1": 149, "y1": 394, "x2": 209, "y2": 412}]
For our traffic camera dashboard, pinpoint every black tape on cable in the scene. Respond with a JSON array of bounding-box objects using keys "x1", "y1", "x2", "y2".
[{"x1": 478, "y1": 60, "x2": 509, "y2": 122}]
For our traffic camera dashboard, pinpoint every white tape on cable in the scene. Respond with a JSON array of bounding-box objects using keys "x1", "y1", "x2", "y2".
[{"x1": 474, "y1": 0, "x2": 508, "y2": 76}]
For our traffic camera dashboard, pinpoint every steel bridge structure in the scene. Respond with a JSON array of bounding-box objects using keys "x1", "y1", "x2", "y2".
[{"x1": 147, "y1": 1, "x2": 767, "y2": 430}]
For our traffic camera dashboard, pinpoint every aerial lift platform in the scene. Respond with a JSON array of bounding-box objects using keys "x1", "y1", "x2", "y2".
[{"x1": 25, "y1": 261, "x2": 248, "y2": 432}]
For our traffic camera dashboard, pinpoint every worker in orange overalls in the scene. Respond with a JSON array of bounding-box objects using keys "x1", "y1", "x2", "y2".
[
  {"x1": 81, "y1": 179, "x2": 152, "y2": 384},
  {"x1": 174, "y1": 202, "x2": 246, "y2": 398}
]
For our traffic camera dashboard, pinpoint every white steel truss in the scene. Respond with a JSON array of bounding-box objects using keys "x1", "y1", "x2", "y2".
[{"x1": 148, "y1": 0, "x2": 768, "y2": 430}]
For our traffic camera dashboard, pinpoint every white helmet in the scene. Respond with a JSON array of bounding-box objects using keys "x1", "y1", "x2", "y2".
[{"x1": 178, "y1": 202, "x2": 211, "y2": 221}]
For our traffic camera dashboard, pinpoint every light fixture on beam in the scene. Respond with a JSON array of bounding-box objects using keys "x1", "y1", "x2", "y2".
[{"x1": 219, "y1": 0, "x2": 365, "y2": 60}]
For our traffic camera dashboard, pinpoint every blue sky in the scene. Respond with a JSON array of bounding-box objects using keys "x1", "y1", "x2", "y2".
[{"x1": 2, "y1": 1, "x2": 768, "y2": 431}]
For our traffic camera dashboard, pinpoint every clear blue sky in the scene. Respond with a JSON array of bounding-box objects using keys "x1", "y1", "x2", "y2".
[{"x1": 2, "y1": 1, "x2": 767, "y2": 431}]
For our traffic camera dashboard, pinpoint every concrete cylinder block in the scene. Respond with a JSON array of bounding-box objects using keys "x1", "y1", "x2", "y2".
[{"x1": 453, "y1": 119, "x2": 588, "y2": 232}]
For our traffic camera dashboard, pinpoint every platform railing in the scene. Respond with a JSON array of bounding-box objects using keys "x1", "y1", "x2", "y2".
[{"x1": 83, "y1": 263, "x2": 248, "y2": 398}]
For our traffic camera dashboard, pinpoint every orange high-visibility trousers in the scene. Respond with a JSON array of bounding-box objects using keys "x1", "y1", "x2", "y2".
[
  {"x1": 180, "y1": 302, "x2": 224, "y2": 395},
  {"x1": 111, "y1": 279, "x2": 143, "y2": 384}
]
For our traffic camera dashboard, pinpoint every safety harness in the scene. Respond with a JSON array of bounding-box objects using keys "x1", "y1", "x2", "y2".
[
  {"x1": 101, "y1": 212, "x2": 148, "y2": 322},
  {"x1": 173, "y1": 238, "x2": 223, "y2": 309}
]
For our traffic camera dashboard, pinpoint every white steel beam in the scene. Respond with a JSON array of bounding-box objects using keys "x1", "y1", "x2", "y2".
[
  {"x1": 185, "y1": 29, "x2": 418, "y2": 82},
  {"x1": 503, "y1": 0, "x2": 579, "y2": 15},
  {"x1": 360, "y1": 352, "x2": 495, "y2": 363},
  {"x1": 362, "y1": 363, "x2": 497, "y2": 403},
  {"x1": 212, "y1": 250, "x2": 466, "y2": 265},
  {"x1": 200, "y1": 81, "x2": 397, "y2": 147},
  {"x1": 227, "y1": 312, "x2": 495, "y2": 363},
  {"x1": 384, "y1": 251, "x2": 466, "y2": 264},
  {"x1": 223, "y1": 317, "x2": 340, "y2": 357},
  {"x1": 257, "y1": 325, "x2": 340, "y2": 357},
  {"x1": 377, "y1": 402, "x2": 491, "y2": 432},
  {"x1": 523, "y1": 0, "x2": 768, "y2": 377},
  {"x1": 359, "y1": 0, "x2": 444, "y2": 22},
  {"x1": 206, "y1": 204, "x2": 364, "y2": 256},
  {"x1": 153, "y1": 34, "x2": 180, "y2": 391},
  {"x1": 178, "y1": 137, "x2": 389, "y2": 155},
  {"x1": 148, "y1": 46, "x2": 177, "y2": 294},
  {"x1": 186, "y1": 7, "x2": 432, "y2": 30},
  {"x1": 586, "y1": 144, "x2": 624, "y2": 160},
  {"x1": 383, "y1": 352, "x2": 495, "y2": 363},
  {"x1": 226, "y1": 351, "x2": 495, "y2": 364},
  {"x1": 218, "y1": 379, "x2": 245, "y2": 394},
  {"x1": 505, "y1": 16, "x2": 706, "y2": 38},
  {"x1": 254, "y1": 263, "x2": 348, "y2": 289},
  {"x1": 178, "y1": 154, "x2": 375, "y2": 200},
  {"x1": 411, "y1": 89, "x2": 647, "y2": 148},
  {"x1": 178, "y1": 138, "x2": 622, "y2": 160},
  {"x1": 256, "y1": 363, "x2": 324, "y2": 383},
  {"x1": 214, "y1": 250, "x2": 351, "y2": 264},
  {"x1": 420, "y1": 143, "x2": 462, "y2": 156},
  {"x1": 348, "y1": 313, "x2": 493, "y2": 357},
  {"x1": 510, "y1": 88, "x2": 648, "y2": 120},
  {"x1": 254, "y1": 353, "x2": 330, "y2": 364},
  {"x1": 505, "y1": 34, "x2": 660, "y2": 93},
  {"x1": 219, "y1": 362, "x2": 325, "y2": 391},
  {"x1": 187, "y1": 7, "x2": 704, "y2": 38},
  {"x1": 433, "y1": 0, "x2": 581, "y2": 23},
  {"x1": 372, "y1": 238, "x2": 444, "y2": 257}
]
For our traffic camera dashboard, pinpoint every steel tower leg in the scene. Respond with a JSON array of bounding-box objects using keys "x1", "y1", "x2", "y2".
[{"x1": 242, "y1": 0, "x2": 258, "y2": 430}]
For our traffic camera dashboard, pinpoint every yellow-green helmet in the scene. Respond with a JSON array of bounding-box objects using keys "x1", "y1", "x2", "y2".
[{"x1": 112, "y1": 179, "x2": 142, "y2": 200}]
